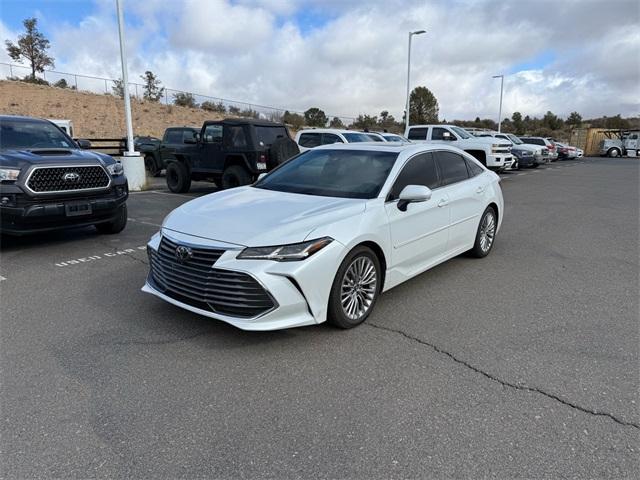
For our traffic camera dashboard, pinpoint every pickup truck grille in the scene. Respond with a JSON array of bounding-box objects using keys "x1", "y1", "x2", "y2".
[
  {"x1": 27, "y1": 165, "x2": 110, "y2": 193},
  {"x1": 493, "y1": 144, "x2": 512, "y2": 154},
  {"x1": 149, "y1": 236, "x2": 276, "y2": 319}
]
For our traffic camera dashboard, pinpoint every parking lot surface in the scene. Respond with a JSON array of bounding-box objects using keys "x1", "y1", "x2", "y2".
[{"x1": 1, "y1": 158, "x2": 638, "y2": 479}]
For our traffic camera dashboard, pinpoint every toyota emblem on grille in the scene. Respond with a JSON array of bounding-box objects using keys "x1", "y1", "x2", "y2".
[
  {"x1": 63, "y1": 172, "x2": 80, "y2": 183},
  {"x1": 175, "y1": 245, "x2": 193, "y2": 263}
]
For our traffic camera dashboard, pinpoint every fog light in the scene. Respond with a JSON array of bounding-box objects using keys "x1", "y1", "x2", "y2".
[{"x1": 1, "y1": 196, "x2": 15, "y2": 206}]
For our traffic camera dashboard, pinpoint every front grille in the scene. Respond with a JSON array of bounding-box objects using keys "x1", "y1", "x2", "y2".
[
  {"x1": 27, "y1": 165, "x2": 110, "y2": 193},
  {"x1": 149, "y1": 236, "x2": 276, "y2": 318}
]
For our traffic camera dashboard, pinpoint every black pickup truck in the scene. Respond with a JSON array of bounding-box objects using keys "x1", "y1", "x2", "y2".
[
  {"x1": 0, "y1": 115, "x2": 128, "y2": 235},
  {"x1": 164, "y1": 118, "x2": 299, "y2": 193},
  {"x1": 136, "y1": 127, "x2": 199, "y2": 177}
]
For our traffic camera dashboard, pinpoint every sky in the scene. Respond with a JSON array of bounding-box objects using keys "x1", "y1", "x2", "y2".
[{"x1": 1, "y1": 0, "x2": 639, "y2": 122}]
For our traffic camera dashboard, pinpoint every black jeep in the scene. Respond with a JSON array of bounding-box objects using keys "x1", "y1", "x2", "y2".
[
  {"x1": 165, "y1": 118, "x2": 299, "y2": 193},
  {"x1": 0, "y1": 115, "x2": 128, "y2": 235}
]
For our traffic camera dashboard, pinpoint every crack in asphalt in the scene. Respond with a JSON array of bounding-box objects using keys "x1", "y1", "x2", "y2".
[{"x1": 366, "y1": 322, "x2": 640, "y2": 430}]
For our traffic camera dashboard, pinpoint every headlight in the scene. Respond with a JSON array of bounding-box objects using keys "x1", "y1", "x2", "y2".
[
  {"x1": 521, "y1": 150, "x2": 532, "y2": 156},
  {"x1": 106, "y1": 162, "x2": 124, "y2": 176},
  {"x1": 238, "y1": 237, "x2": 333, "y2": 262},
  {"x1": 0, "y1": 167, "x2": 21, "y2": 182}
]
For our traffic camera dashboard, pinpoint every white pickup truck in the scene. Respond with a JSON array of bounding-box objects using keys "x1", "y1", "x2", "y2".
[{"x1": 405, "y1": 124, "x2": 513, "y2": 171}]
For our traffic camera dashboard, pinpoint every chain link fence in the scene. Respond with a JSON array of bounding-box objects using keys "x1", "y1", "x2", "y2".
[{"x1": 0, "y1": 62, "x2": 356, "y2": 125}]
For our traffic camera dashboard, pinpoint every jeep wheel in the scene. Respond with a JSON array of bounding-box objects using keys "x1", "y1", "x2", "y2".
[
  {"x1": 96, "y1": 204, "x2": 127, "y2": 234},
  {"x1": 166, "y1": 162, "x2": 191, "y2": 193},
  {"x1": 221, "y1": 164, "x2": 252, "y2": 189}
]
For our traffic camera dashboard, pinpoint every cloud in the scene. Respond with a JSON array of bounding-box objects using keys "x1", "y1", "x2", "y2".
[{"x1": 13, "y1": 0, "x2": 639, "y2": 120}]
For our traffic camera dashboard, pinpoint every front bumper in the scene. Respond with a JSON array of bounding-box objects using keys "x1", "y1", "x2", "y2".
[
  {"x1": 142, "y1": 230, "x2": 346, "y2": 331},
  {"x1": 0, "y1": 176, "x2": 128, "y2": 235},
  {"x1": 515, "y1": 154, "x2": 537, "y2": 167}
]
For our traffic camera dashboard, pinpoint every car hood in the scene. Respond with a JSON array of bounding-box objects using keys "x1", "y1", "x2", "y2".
[
  {"x1": 162, "y1": 186, "x2": 367, "y2": 247},
  {"x1": 514, "y1": 143, "x2": 539, "y2": 152},
  {"x1": 0, "y1": 148, "x2": 115, "y2": 169}
]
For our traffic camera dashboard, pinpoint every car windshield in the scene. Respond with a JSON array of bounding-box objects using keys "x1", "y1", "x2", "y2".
[
  {"x1": 255, "y1": 126, "x2": 289, "y2": 146},
  {"x1": 342, "y1": 132, "x2": 373, "y2": 143},
  {"x1": 254, "y1": 149, "x2": 398, "y2": 199},
  {"x1": 507, "y1": 134, "x2": 523, "y2": 144},
  {"x1": 0, "y1": 118, "x2": 76, "y2": 150},
  {"x1": 451, "y1": 127, "x2": 472, "y2": 139}
]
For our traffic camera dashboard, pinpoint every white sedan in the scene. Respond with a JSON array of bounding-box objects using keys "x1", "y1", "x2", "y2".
[{"x1": 143, "y1": 143, "x2": 503, "y2": 331}]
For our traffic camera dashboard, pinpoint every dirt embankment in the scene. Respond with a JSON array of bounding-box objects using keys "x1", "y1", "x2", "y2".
[{"x1": 0, "y1": 80, "x2": 225, "y2": 138}]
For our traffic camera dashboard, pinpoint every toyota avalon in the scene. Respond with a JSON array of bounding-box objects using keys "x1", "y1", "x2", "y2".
[{"x1": 143, "y1": 143, "x2": 503, "y2": 330}]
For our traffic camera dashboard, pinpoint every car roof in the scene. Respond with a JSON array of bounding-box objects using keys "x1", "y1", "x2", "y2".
[
  {"x1": 0, "y1": 115, "x2": 51, "y2": 124},
  {"x1": 297, "y1": 128, "x2": 364, "y2": 134},
  {"x1": 312, "y1": 142, "x2": 467, "y2": 156},
  {"x1": 204, "y1": 118, "x2": 286, "y2": 127}
]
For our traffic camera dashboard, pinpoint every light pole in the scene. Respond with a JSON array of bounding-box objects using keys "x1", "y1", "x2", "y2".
[
  {"x1": 405, "y1": 29, "x2": 426, "y2": 130},
  {"x1": 493, "y1": 74, "x2": 504, "y2": 132},
  {"x1": 116, "y1": 0, "x2": 144, "y2": 190}
]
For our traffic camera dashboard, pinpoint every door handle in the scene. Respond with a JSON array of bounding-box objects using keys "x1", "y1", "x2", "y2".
[
  {"x1": 437, "y1": 198, "x2": 449, "y2": 207},
  {"x1": 476, "y1": 186, "x2": 485, "y2": 194}
]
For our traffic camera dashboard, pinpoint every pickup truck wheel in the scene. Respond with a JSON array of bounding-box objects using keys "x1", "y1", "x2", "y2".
[
  {"x1": 96, "y1": 204, "x2": 127, "y2": 234},
  {"x1": 166, "y1": 162, "x2": 191, "y2": 193},
  {"x1": 221, "y1": 165, "x2": 251, "y2": 189},
  {"x1": 145, "y1": 155, "x2": 161, "y2": 177},
  {"x1": 608, "y1": 148, "x2": 621, "y2": 158}
]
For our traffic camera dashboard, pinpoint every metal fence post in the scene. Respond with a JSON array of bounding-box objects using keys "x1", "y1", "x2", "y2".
[
  {"x1": 74, "y1": 75, "x2": 78, "y2": 90},
  {"x1": 104, "y1": 79, "x2": 108, "y2": 93},
  {"x1": 9, "y1": 64, "x2": 12, "y2": 77},
  {"x1": 135, "y1": 83, "x2": 139, "y2": 99}
]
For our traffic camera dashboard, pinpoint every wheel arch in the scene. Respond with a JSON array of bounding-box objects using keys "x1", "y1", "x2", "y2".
[
  {"x1": 354, "y1": 240, "x2": 387, "y2": 292},
  {"x1": 224, "y1": 154, "x2": 251, "y2": 171}
]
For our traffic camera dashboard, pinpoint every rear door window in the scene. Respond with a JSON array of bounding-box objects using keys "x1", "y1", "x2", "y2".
[
  {"x1": 436, "y1": 151, "x2": 470, "y2": 186},
  {"x1": 226, "y1": 126, "x2": 248, "y2": 148},
  {"x1": 298, "y1": 133, "x2": 321, "y2": 148},
  {"x1": 407, "y1": 127, "x2": 428, "y2": 140},
  {"x1": 165, "y1": 130, "x2": 182, "y2": 144},
  {"x1": 465, "y1": 158, "x2": 484, "y2": 177},
  {"x1": 255, "y1": 126, "x2": 288, "y2": 146}
]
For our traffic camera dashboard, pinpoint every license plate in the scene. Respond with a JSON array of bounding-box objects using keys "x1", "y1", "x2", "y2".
[{"x1": 65, "y1": 201, "x2": 92, "y2": 217}]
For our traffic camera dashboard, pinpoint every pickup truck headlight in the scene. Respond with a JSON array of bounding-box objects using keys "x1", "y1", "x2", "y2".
[
  {"x1": 106, "y1": 162, "x2": 124, "y2": 176},
  {"x1": 0, "y1": 168, "x2": 20, "y2": 182},
  {"x1": 238, "y1": 237, "x2": 333, "y2": 261}
]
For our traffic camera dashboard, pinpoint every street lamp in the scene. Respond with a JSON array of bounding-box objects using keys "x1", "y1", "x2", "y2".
[
  {"x1": 116, "y1": 0, "x2": 144, "y2": 191},
  {"x1": 493, "y1": 74, "x2": 504, "y2": 132},
  {"x1": 405, "y1": 29, "x2": 426, "y2": 130}
]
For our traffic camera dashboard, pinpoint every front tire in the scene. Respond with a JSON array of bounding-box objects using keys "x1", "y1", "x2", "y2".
[
  {"x1": 166, "y1": 162, "x2": 191, "y2": 193},
  {"x1": 608, "y1": 148, "x2": 621, "y2": 158},
  {"x1": 327, "y1": 246, "x2": 381, "y2": 329},
  {"x1": 470, "y1": 207, "x2": 497, "y2": 258},
  {"x1": 145, "y1": 155, "x2": 161, "y2": 177},
  {"x1": 96, "y1": 204, "x2": 127, "y2": 234}
]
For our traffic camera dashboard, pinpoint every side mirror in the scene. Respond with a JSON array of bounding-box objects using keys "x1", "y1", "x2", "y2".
[
  {"x1": 397, "y1": 185, "x2": 432, "y2": 211},
  {"x1": 76, "y1": 139, "x2": 92, "y2": 149},
  {"x1": 442, "y1": 132, "x2": 455, "y2": 141}
]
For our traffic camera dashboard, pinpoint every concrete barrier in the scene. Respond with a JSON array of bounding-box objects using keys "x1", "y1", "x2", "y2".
[{"x1": 118, "y1": 152, "x2": 146, "y2": 191}]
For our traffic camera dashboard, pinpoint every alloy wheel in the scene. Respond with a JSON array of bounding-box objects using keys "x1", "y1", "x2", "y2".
[
  {"x1": 479, "y1": 211, "x2": 496, "y2": 253},
  {"x1": 340, "y1": 256, "x2": 377, "y2": 321}
]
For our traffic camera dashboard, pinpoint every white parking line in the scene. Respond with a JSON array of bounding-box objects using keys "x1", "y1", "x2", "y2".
[
  {"x1": 54, "y1": 246, "x2": 148, "y2": 268},
  {"x1": 128, "y1": 217, "x2": 161, "y2": 227}
]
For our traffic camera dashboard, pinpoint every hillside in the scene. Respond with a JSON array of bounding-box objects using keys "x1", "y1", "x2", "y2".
[{"x1": 0, "y1": 80, "x2": 226, "y2": 138}]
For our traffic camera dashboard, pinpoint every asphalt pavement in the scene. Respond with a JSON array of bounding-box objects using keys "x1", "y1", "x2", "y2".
[{"x1": 1, "y1": 157, "x2": 638, "y2": 479}]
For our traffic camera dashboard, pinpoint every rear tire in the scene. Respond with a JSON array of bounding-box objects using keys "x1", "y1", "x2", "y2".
[
  {"x1": 221, "y1": 164, "x2": 252, "y2": 189},
  {"x1": 166, "y1": 162, "x2": 191, "y2": 193},
  {"x1": 327, "y1": 246, "x2": 381, "y2": 329},
  {"x1": 96, "y1": 204, "x2": 127, "y2": 234},
  {"x1": 144, "y1": 155, "x2": 161, "y2": 177},
  {"x1": 470, "y1": 207, "x2": 497, "y2": 258}
]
